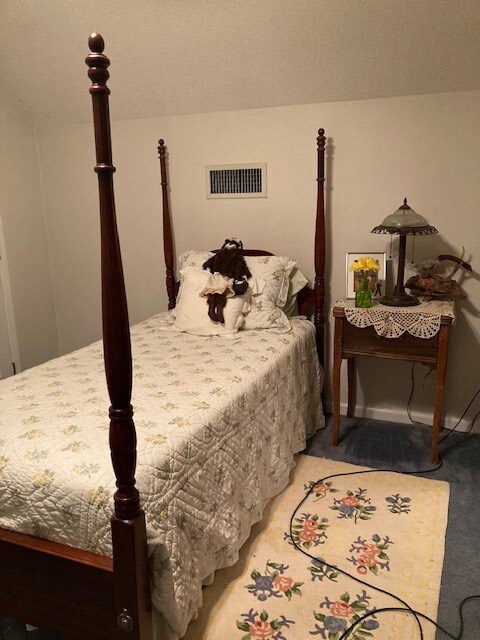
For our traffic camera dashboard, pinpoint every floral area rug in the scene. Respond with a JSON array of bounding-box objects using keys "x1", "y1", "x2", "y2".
[{"x1": 183, "y1": 455, "x2": 449, "y2": 640}]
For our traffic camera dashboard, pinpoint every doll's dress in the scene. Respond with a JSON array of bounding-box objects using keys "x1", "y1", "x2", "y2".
[{"x1": 199, "y1": 273, "x2": 235, "y2": 298}]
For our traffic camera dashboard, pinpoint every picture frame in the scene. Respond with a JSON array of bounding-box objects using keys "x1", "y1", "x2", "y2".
[{"x1": 346, "y1": 252, "x2": 387, "y2": 299}]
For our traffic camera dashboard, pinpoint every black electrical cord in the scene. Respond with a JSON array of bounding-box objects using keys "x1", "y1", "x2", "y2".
[
  {"x1": 439, "y1": 393, "x2": 480, "y2": 445},
  {"x1": 289, "y1": 355, "x2": 480, "y2": 638},
  {"x1": 407, "y1": 362, "x2": 433, "y2": 426},
  {"x1": 290, "y1": 466, "x2": 439, "y2": 640},
  {"x1": 289, "y1": 460, "x2": 479, "y2": 639},
  {"x1": 338, "y1": 597, "x2": 480, "y2": 640},
  {"x1": 407, "y1": 362, "x2": 480, "y2": 442}
]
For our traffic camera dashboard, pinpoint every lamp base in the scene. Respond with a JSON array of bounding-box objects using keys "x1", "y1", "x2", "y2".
[{"x1": 379, "y1": 285, "x2": 420, "y2": 307}]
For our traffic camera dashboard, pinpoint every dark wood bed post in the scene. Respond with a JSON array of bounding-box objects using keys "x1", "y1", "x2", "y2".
[
  {"x1": 157, "y1": 140, "x2": 176, "y2": 309},
  {"x1": 86, "y1": 34, "x2": 153, "y2": 640},
  {"x1": 314, "y1": 128, "x2": 326, "y2": 369}
]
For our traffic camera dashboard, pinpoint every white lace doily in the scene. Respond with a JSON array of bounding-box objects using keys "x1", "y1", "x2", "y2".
[{"x1": 336, "y1": 299, "x2": 455, "y2": 339}]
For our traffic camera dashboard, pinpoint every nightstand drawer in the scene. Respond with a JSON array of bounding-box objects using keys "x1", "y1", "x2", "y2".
[{"x1": 342, "y1": 322, "x2": 438, "y2": 364}]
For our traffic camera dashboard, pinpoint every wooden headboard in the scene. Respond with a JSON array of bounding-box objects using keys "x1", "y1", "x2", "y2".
[{"x1": 157, "y1": 132, "x2": 327, "y2": 368}]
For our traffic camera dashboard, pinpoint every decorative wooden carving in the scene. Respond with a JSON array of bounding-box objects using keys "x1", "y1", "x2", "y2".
[
  {"x1": 158, "y1": 139, "x2": 176, "y2": 309},
  {"x1": 86, "y1": 33, "x2": 152, "y2": 639}
]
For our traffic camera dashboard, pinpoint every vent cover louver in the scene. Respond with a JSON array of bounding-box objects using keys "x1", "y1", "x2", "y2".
[{"x1": 206, "y1": 164, "x2": 267, "y2": 199}]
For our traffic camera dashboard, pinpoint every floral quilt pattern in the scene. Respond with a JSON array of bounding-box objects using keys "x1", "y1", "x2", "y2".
[{"x1": 0, "y1": 313, "x2": 323, "y2": 638}]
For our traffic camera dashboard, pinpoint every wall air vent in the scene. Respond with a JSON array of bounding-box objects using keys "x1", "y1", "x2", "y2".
[{"x1": 206, "y1": 163, "x2": 267, "y2": 199}]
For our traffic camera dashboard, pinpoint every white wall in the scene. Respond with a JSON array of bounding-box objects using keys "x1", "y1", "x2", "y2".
[
  {"x1": 0, "y1": 89, "x2": 58, "y2": 370},
  {"x1": 36, "y1": 90, "x2": 480, "y2": 430}
]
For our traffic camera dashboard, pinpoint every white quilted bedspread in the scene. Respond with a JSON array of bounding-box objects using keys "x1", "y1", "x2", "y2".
[{"x1": 0, "y1": 313, "x2": 323, "y2": 638}]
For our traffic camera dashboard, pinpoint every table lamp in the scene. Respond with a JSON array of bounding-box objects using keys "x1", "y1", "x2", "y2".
[{"x1": 372, "y1": 198, "x2": 438, "y2": 307}]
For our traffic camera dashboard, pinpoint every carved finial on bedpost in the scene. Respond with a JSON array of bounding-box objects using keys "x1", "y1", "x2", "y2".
[
  {"x1": 157, "y1": 139, "x2": 176, "y2": 310},
  {"x1": 314, "y1": 128, "x2": 326, "y2": 369},
  {"x1": 89, "y1": 32, "x2": 105, "y2": 52},
  {"x1": 86, "y1": 34, "x2": 110, "y2": 94},
  {"x1": 317, "y1": 128, "x2": 326, "y2": 151}
]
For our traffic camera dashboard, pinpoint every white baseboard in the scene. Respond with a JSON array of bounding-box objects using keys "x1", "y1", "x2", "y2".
[{"x1": 323, "y1": 402, "x2": 474, "y2": 433}]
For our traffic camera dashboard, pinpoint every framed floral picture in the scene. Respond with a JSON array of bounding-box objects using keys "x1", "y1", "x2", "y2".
[{"x1": 346, "y1": 252, "x2": 386, "y2": 299}]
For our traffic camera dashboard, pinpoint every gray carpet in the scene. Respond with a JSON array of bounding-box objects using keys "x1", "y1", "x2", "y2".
[{"x1": 1, "y1": 417, "x2": 479, "y2": 639}]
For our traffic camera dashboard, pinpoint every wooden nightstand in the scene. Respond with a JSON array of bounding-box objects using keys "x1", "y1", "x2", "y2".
[{"x1": 332, "y1": 303, "x2": 453, "y2": 463}]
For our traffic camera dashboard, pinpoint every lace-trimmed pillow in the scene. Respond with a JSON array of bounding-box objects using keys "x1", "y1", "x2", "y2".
[{"x1": 176, "y1": 251, "x2": 296, "y2": 332}]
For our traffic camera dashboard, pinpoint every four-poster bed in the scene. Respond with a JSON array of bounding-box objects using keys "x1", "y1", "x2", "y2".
[{"x1": 0, "y1": 34, "x2": 327, "y2": 640}]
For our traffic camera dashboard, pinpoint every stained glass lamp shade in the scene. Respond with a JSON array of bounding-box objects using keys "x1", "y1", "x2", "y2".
[{"x1": 372, "y1": 198, "x2": 438, "y2": 307}]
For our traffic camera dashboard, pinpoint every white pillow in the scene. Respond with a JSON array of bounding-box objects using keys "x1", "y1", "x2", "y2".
[
  {"x1": 173, "y1": 267, "x2": 249, "y2": 336},
  {"x1": 177, "y1": 251, "x2": 296, "y2": 332},
  {"x1": 178, "y1": 251, "x2": 213, "y2": 270},
  {"x1": 175, "y1": 251, "x2": 214, "y2": 313}
]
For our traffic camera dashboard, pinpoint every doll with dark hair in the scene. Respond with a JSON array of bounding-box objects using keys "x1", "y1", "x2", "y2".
[{"x1": 201, "y1": 238, "x2": 252, "y2": 323}]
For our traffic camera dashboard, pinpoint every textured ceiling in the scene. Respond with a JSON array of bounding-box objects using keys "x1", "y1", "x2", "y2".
[{"x1": 1, "y1": 0, "x2": 479, "y2": 123}]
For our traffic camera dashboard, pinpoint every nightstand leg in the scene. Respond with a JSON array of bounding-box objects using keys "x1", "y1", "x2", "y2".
[
  {"x1": 347, "y1": 358, "x2": 356, "y2": 418},
  {"x1": 432, "y1": 325, "x2": 449, "y2": 464},
  {"x1": 332, "y1": 317, "x2": 343, "y2": 446}
]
